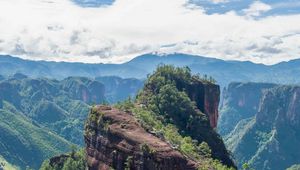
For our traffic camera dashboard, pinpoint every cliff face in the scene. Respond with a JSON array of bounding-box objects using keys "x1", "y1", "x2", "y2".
[
  {"x1": 256, "y1": 86, "x2": 300, "y2": 128},
  {"x1": 224, "y1": 85, "x2": 300, "y2": 170},
  {"x1": 187, "y1": 81, "x2": 220, "y2": 128},
  {"x1": 95, "y1": 76, "x2": 144, "y2": 103},
  {"x1": 218, "y1": 82, "x2": 276, "y2": 136},
  {"x1": 84, "y1": 106, "x2": 198, "y2": 170},
  {"x1": 61, "y1": 77, "x2": 105, "y2": 104}
]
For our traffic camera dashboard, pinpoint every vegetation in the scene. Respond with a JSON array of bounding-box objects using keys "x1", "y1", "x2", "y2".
[
  {"x1": 124, "y1": 156, "x2": 133, "y2": 170},
  {"x1": 0, "y1": 102, "x2": 72, "y2": 169},
  {"x1": 136, "y1": 65, "x2": 234, "y2": 166},
  {"x1": 116, "y1": 99, "x2": 234, "y2": 170},
  {"x1": 40, "y1": 149, "x2": 86, "y2": 170},
  {"x1": 140, "y1": 143, "x2": 156, "y2": 154},
  {"x1": 0, "y1": 156, "x2": 19, "y2": 170},
  {"x1": 0, "y1": 76, "x2": 106, "y2": 169},
  {"x1": 95, "y1": 76, "x2": 144, "y2": 103},
  {"x1": 84, "y1": 107, "x2": 109, "y2": 136},
  {"x1": 115, "y1": 66, "x2": 235, "y2": 170},
  {"x1": 221, "y1": 84, "x2": 300, "y2": 170},
  {"x1": 287, "y1": 164, "x2": 300, "y2": 170}
]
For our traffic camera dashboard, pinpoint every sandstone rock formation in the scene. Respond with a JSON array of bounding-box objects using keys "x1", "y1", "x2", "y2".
[
  {"x1": 186, "y1": 81, "x2": 220, "y2": 128},
  {"x1": 84, "y1": 106, "x2": 198, "y2": 170}
]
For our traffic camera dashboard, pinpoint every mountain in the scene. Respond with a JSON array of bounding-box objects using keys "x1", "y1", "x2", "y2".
[
  {"x1": 0, "y1": 75, "x2": 4, "y2": 81},
  {"x1": 218, "y1": 82, "x2": 277, "y2": 136},
  {"x1": 0, "y1": 74, "x2": 147, "y2": 169},
  {"x1": 219, "y1": 83, "x2": 300, "y2": 169},
  {"x1": 0, "y1": 55, "x2": 147, "y2": 79},
  {"x1": 95, "y1": 76, "x2": 144, "y2": 103},
  {"x1": 0, "y1": 101, "x2": 72, "y2": 169},
  {"x1": 0, "y1": 75, "x2": 106, "y2": 169},
  {"x1": 1, "y1": 53, "x2": 300, "y2": 87},
  {"x1": 42, "y1": 65, "x2": 235, "y2": 170},
  {"x1": 0, "y1": 75, "x2": 106, "y2": 144}
]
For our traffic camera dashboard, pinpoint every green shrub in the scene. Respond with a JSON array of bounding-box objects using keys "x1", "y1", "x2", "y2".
[{"x1": 40, "y1": 149, "x2": 86, "y2": 170}]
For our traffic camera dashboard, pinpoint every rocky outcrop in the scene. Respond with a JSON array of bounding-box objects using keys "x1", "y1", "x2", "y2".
[
  {"x1": 61, "y1": 77, "x2": 105, "y2": 104},
  {"x1": 96, "y1": 76, "x2": 144, "y2": 103},
  {"x1": 224, "y1": 85, "x2": 300, "y2": 170},
  {"x1": 186, "y1": 81, "x2": 220, "y2": 128},
  {"x1": 218, "y1": 82, "x2": 276, "y2": 136},
  {"x1": 256, "y1": 86, "x2": 300, "y2": 127},
  {"x1": 84, "y1": 106, "x2": 198, "y2": 170}
]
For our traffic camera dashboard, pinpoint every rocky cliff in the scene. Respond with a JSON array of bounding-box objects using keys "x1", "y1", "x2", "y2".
[
  {"x1": 135, "y1": 66, "x2": 235, "y2": 168},
  {"x1": 224, "y1": 84, "x2": 300, "y2": 170},
  {"x1": 218, "y1": 82, "x2": 276, "y2": 136},
  {"x1": 84, "y1": 106, "x2": 198, "y2": 170},
  {"x1": 256, "y1": 86, "x2": 300, "y2": 128},
  {"x1": 41, "y1": 65, "x2": 235, "y2": 170},
  {"x1": 95, "y1": 76, "x2": 144, "y2": 103},
  {"x1": 61, "y1": 77, "x2": 105, "y2": 104},
  {"x1": 186, "y1": 81, "x2": 220, "y2": 128}
]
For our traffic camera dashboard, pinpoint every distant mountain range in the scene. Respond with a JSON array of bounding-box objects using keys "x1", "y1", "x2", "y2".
[{"x1": 1, "y1": 53, "x2": 299, "y2": 88}]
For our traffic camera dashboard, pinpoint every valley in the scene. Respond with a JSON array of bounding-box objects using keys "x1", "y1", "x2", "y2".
[{"x1": 0, "y1": 54, "x2": 300, "y2": 170}]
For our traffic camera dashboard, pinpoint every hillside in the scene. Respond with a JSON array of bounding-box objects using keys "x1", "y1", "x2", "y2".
[
  {"x1": 0, "y1": 102, "x2": 72, "y2": 169},
  {"x1": 218, "y1": 82, "x2": 277, "y2": 136},
  {"x1": 42, "y1": 65, "x2": 236, "y2": 170},
  {"x1": 0, "y1": 75, "x2": 107, "y2": 169},
  {"x1": 0, "y1": 74, "x2": 149, "y2": 169},
  {"x1": 220, "y1": 83, "x2": 300, "y2": 169},
  {"x1": 1, "y1": 54, "x2": 300, "y2": 88}
]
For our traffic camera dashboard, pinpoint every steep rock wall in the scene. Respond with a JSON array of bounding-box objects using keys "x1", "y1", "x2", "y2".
[
  {"x1": 186, "y1": 81, "x2": 220, "y2": 129},
  {"x1": 84, "y1": 106, "x2": 198, "y2": 170}
]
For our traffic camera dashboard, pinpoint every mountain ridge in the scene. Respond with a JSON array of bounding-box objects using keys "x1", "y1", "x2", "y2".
[
  {"x1": 1, "y1": 53, "x2": 299, "y2": 88},
  {"x1": 220, "y1": 83, "x2": 300, "y2": 170}
]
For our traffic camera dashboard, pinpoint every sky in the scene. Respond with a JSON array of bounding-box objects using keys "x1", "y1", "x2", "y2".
[{"x1": 0, "y1": 0, "x2": 299, "y2": 64}]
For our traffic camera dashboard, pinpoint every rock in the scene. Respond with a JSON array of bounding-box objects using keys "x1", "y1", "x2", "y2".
[
  {"x1": 186, "y1": 81, "x2": 220, "y2": 128},
  {"x1": 218, "y1": 82, "x2": 277, "y2": 136},
  {"x1": 84, "y1": 106, "x2": 198, "y2": 170},
  {"x1": 257, "y1": 86, "x2": 300, "y2": 128},
  {"x1": 224, "y1": 84, "x2": 300, "y2": 170},
  {"x1": 61, "y1": 77, "x2": 105, "y2": 104}
]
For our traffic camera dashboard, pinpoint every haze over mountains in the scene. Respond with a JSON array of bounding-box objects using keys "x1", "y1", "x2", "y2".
[{"x1": 1, "y1": 53, "x2": 300, "y2": 88}]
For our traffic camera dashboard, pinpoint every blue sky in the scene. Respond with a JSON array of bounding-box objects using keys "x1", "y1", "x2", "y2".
[
  {"x1": 0, "y1": 0, "x2": 299, "y2": 64},
  {"x1": 190, "y1": 0, "x2": 300, "y2": 16},
  {"x1": 72, "y1": 0, "x2": 114, "y2": 7},
  {"x1": 73, "y1": 0, "x2": 300, "y2": 16}
]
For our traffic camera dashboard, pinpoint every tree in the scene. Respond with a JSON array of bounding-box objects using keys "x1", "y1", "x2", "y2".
[{"x1": 242, "y1": 163, "x2": 251, "y2": 170}]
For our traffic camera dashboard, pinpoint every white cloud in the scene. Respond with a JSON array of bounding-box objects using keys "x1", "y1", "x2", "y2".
[
  {"x1": 210, "y1": 0, "x2": 228, "y2": 4},
  {"x1": 243, "y1": 1, "x2": 272, "y2": 17},
  {"x1": 0, "y1": 0, "x2": 299, "y2": 65}
]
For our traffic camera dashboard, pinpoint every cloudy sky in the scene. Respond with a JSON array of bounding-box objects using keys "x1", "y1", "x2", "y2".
[{"x1": 0, "y1": 0, "x2": 299, "y2": 64}]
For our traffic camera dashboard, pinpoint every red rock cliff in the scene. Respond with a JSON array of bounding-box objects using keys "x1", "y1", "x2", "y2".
[
  {"x1": 186, "y1": 81, "x2": 220, "y2": 128},
  {"x1": 84, "y1": 106, "x2": 198, "y2": 170}
]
